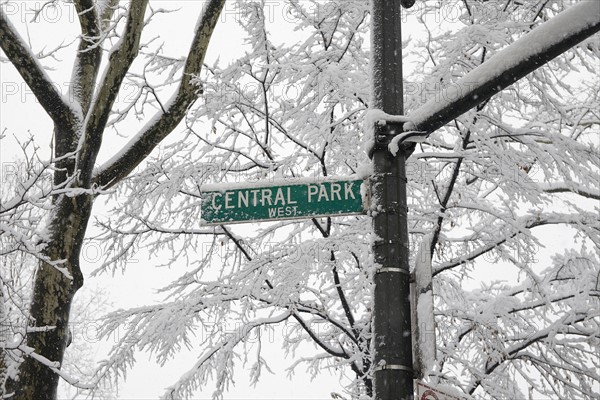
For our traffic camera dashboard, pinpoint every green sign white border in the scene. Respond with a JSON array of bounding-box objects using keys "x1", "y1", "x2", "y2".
[{"x1": 199, "y1": 175, "x2": 370, "y2": 226}]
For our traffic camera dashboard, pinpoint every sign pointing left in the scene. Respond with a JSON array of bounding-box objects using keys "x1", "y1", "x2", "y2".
[{"x1": 200, "y1": 178, "x2": 367, "y2": 225}]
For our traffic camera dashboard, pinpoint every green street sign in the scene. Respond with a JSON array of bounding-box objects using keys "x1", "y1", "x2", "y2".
[{"x1": 201, "y1": 178, "x2": 367, "y2": 225}]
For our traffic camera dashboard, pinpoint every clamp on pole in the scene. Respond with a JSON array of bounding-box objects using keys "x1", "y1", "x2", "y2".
[
  {"x1": 376, "y1": 267, "x2": 410, "y2": 276},
  {"x1": 369, "y1": 121, "x2": 403, "y2": 158},
  {"x1": 369, "y1": 121, "x2": 420, "y2": 159},
  {"x1": 375, "y1": 364, "x2": 414, "y2": 373}
]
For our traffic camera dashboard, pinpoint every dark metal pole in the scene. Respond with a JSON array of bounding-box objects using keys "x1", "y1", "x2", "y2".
[
  {"x1": 367, "y1": 1, "x2": 599, "y2": 397},
  {"x1": 371, "y1": 1, "x2": 413, "y2": 399}
]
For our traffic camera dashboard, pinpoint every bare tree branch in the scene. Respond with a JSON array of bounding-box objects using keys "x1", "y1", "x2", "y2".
[
  {"x1": 77, "y1": 0, "x2": 149, "y2": 186},
  {"x1": 70, "y1": 0, "x2": 112, "y2": 114},
  {"x1": 433, "y1": 213, "x2": 598, "y2": 275},
  {"x1": 466, "y1": 313, "x2": 591, "y2": 395},
  {"x1": 538, "y1": 183, "x2": 600, "y2": 201},
  {"x1": 0, "y1": 9, "x2": 79, "y2": 128},
  {"x1": 94, "y1": 0, "x2": 226, "y2": 188}
]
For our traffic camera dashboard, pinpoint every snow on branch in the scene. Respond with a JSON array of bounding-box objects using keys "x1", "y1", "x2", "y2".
[
  {"x1": 161, "y1": 312, "x2": 291, "y2": 400},
  {"x1": 433, "y1": 211, "x2": 599, "y2": 275},
  {"x1": 77, "y1": 0, "x2": 149, "y2": 186},
  {"x1": 0, "y1": 9, "x2": 80, "y2": 127},
  {"x1": 537, "y1": 182, "x2": 600, "y2": 201},
  {"x1": 69, "y1": 0, "x2": 111, "y2": 114},
  {"x1": 93, "y1": 0, "x2": 226, "y2": 189},
  {"x1": 4, "y1": 342, "x2": 96, "y2": 390}
]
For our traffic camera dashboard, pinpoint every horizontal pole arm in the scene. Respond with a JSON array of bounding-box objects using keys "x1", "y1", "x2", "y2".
[{"x1": 404, "y1": 1, "x2": 600, "y2": 138}]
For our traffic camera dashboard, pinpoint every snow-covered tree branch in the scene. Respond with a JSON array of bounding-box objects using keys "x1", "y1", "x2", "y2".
[{"x1": 0, "y1": 10, "x2": 79, "y2": 127}]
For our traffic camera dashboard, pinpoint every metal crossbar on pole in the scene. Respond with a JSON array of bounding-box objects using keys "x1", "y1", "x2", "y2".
[{"x1": 370, "y1": 1, "x2": 414, "y2": 399}]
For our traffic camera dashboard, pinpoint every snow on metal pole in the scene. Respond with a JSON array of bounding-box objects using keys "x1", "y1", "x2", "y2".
[
  {"x1": 402, "y1": 0, "x2": 600, "y2": 141},
  {"x1": 370, "y1": 0, "x2": 414, "y2": 399},
  {"x1": 412, "y1": 235, "x2": 435, "y2": 380}
]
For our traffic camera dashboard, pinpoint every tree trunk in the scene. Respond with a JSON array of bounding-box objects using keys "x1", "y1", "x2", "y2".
[{"x1": 5, "y1": 193, "x2": 93, "y2": 400}]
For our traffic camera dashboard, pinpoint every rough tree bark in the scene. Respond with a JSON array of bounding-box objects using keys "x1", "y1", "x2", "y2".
[{"x1": 0, "y1": 1, "x2": 225, "y2": 398}]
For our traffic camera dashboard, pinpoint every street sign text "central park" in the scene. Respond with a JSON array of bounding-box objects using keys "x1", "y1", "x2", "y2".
[{"x1": 201, "y1": 178, "x2": 366, "y2": 225}]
